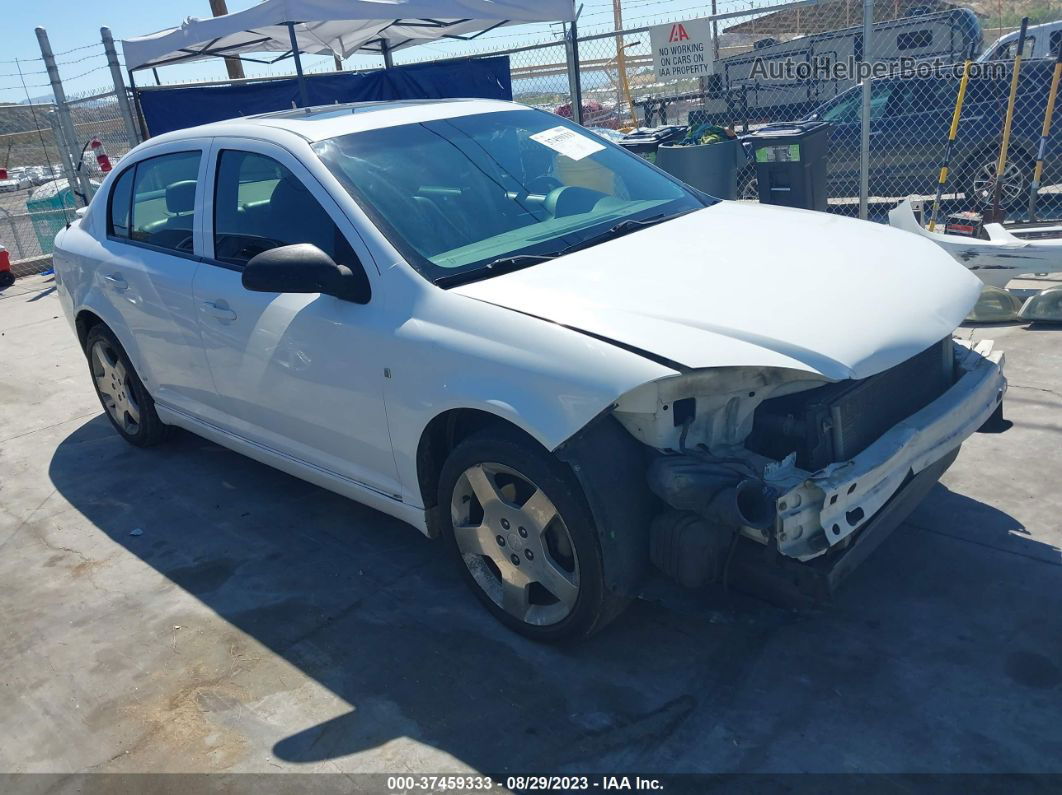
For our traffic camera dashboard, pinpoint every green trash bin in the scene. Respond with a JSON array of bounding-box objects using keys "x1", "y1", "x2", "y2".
[{"x1": 25, "y1": 179, "x2": 98, "y2": 255}]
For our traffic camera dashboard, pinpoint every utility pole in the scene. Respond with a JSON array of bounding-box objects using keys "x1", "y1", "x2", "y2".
[{"x1": 208, "y1": 0, "x2": 246, "y2": 80}]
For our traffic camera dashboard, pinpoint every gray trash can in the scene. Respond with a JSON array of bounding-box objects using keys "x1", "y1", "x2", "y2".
[{"x1": 655, "y1": 138, "x2": 740, "y2": 199}]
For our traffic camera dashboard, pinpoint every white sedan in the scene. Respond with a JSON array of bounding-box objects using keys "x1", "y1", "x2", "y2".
[{"x1": 53, "y1": 99, "x2": 1006, "y2": 640}]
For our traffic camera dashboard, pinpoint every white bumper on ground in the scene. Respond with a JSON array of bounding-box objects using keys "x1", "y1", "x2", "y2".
[{"x1": 776, "y1": 340, "x2": 1006, "y2": 561}]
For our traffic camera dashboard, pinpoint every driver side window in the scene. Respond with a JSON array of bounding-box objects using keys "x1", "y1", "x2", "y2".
[{"x1": 212, "y1": 149, "x2": 349, "y2": 267}]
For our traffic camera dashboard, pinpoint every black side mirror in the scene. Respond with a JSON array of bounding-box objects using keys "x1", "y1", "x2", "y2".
[{"x1": 242, "y1": 243, "x2": 371, "y2": 304}]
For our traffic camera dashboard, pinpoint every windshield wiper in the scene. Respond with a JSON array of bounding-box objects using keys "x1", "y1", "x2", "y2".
[
  {"x1": 433, "y1": 253, "x2": 560, "y2": 288},
  {"x1": 433, "y1": 210, "x2": 693, "y2": 288},
  {"x1": 557, "y1": 210, "x2": 694, "y2": 256}
]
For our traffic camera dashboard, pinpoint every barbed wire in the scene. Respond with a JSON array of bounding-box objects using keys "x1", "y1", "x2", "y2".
[{"x1": 55, "y1": 50, "x2": 106, "y2": 67}]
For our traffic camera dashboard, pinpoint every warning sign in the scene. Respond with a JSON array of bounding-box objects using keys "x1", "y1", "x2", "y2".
[{"x1": 649, "y1": 18, "x2": 714, "y2": 80}]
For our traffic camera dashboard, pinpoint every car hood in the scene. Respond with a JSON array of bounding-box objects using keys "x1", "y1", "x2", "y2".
[{"x1": 451, "y1": 201, "x2": 983, "y2": 381}]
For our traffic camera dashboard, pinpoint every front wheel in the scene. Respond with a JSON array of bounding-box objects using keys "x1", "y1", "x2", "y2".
[{"x1": 438, "y1": 429, "x2": 627, "y2": 641}]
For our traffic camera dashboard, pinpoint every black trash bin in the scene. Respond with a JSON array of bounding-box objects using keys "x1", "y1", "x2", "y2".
[
  {"x1": 617, "y1": 126, "x2": 687, "y2": 164},
  {"x1": 744, "y1": 121, "x2": 829, "y2": 212}
]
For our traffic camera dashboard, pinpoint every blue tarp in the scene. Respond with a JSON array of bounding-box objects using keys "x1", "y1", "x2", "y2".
[{"x1": 138, "y1": 56, "x2": 512, "y2": 136}]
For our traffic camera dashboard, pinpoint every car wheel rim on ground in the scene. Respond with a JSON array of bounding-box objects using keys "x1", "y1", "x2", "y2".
[
  {"x1": 90, "y1": 340, "x2": 141, "y2": 436},
  {"x1": 451, "y1": 462, "x2": 580, "y2": 626},
  {"x1": 971, "y1": 160, "x2": 1026, "y2": 206}
]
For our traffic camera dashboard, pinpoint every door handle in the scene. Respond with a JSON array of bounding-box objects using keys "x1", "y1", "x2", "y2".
[
  {"x1": 103, "y1": 273, "x2": 128, "y2": 291},
  {"x1": 201, "y1": 299, "x2": 237, "y2": 323}
]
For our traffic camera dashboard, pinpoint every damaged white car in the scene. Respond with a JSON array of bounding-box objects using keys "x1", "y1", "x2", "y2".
[{"x1": 53, "y1": 99, "x2": 1006, "y2": 641}]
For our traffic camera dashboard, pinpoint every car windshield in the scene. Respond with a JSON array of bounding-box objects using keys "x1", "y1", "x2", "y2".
[{"x1": 312, "y1": 109, "x2": 712, "y2": 284}]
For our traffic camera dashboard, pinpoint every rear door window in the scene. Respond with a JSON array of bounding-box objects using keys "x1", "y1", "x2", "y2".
[{"x1": 129, "y1": 151, "x2": 201, "y2": 254}]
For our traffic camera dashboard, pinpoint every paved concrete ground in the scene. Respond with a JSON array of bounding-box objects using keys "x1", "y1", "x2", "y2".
[{"x1": 1, "y1": 273, "x2": 1061, "y2": 775}]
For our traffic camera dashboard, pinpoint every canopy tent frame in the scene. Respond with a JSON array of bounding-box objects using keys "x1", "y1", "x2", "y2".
[{"x1": 122, "y1": 0, "x2": 577, "y2": 113}]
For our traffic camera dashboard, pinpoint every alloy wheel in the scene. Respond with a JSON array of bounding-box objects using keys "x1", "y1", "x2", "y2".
[
  {"x1": 971, "y1": 160, "x2": 1026, "y2": 206},
  {"x1": 90, "y1": 340, "x2": 141, "y2": 436},
  {"x1": 450, "y1": 462, "x2": 580, "y2": 626}
]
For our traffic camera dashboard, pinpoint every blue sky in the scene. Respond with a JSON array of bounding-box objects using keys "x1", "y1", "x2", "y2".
[{"x1": 2, "y1": 0, "x2": 769, "y2": 102}]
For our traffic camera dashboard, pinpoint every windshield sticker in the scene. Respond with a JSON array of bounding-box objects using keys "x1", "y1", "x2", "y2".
[{"x1": 530, "y1": 126, "x2": 606, "y2": 161}]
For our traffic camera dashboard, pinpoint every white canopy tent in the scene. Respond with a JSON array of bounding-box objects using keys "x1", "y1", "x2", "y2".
[{"x1": 122, "y1": 0, "x2": 576, "y2": 79}]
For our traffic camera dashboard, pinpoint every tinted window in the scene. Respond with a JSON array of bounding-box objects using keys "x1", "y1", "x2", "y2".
[
  {"x1": 313, "y1": 109, "x2": 706, "y2": 281},
  {"x1": 130, "y1": 151, "x2": 201, "y2": 253},
  {"x1": 108, "y1": 167, "x2": 135, "y2": 238},
  {"x1": 819, "y1": 84, "x2": 895, "y2": 122},
  {"x1": 213, "y1": 150, "x2": 348, "y2": 266},
  {"x1": 897, "y1": 30, "x2": 932, "y2": 51}
]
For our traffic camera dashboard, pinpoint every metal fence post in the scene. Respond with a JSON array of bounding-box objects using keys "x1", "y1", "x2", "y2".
[
  {"x1": 101, "y1": 26, "x2": 140, "y2": 148},
  {"x1": 45, "y1": 110, "x2": 82, "y2": 206},
  {"x1": 858, "y1": 0, "x2": 874, "y2": 220},
  {"x1": 565, "y1": 19, "x2": 584, "y2": 125},
  {"x1": 36, "y1": 27, "x2": 94, "y2": 206}
]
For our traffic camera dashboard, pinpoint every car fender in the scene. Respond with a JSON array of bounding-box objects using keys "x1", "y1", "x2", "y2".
[
  {"x1": 383, "y1": 290, "x2": 678, "y2": 509},
  {"x1": 55, "y1": 226, "x2": 153, "y2": 391}
]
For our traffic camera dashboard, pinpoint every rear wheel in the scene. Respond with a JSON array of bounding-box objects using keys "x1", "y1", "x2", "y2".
[
  {"x1": 85, "y1": 325, "x2": 168, "y2": 447},
  {"x1": 964, "y1": 153, "x2": 1030, "y2": 210},
  {"x1": 438, "y1": 429, "x2": 626, "y2": 641}
]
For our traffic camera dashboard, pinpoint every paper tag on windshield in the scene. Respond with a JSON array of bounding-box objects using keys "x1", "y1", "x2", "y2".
[{"x1": 530, "y1": 126, "x2": 605, "y2": 161}]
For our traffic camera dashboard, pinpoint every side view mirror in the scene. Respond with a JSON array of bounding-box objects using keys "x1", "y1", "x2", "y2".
[{"x1": 242, "y1": 243, "x2": 371, "y2": 304}]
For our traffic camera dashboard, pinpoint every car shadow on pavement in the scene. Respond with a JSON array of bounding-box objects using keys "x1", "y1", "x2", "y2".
[{"x1": 48, "y1": 415, "x2": 1062, "y2": 773}]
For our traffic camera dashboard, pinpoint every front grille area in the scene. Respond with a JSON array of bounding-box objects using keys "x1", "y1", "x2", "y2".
[{"x1": 746, "y1": 339, "x2": 953, "y2": 471}]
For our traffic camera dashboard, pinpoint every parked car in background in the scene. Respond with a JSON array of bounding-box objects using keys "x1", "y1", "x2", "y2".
[
  {"x1": 0, "y1": 176, "x2": 30, "y2": 192},
  {"x1": 53, "y1": 99, "x2": 1005, "y2": 640},
  {"x1": 979, "y1": 19, "x2": 1062, "y2": 61},
  {"x1": 737, "y1": 58, "x2": 1062, "y2": 206}
]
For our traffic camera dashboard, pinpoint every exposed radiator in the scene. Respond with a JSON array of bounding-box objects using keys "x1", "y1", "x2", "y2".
[{"x1": 746, "y1": 339, "x2": 953, "y2": 471}]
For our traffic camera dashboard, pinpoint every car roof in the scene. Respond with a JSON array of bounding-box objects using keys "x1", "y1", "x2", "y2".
[{"x1": 145, "y1": 98, "x2": 524, "y2": 147}]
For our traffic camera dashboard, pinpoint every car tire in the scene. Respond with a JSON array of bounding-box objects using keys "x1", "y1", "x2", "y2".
[
  {"x1": 84, "y1": 324, "x2": 168, "y2": 447},
  {"x1": 438, "y1": 428, "x2": 628, "y2": 642},
  {"x1": 962, "y1": 150, "x2": 1031, "y2": 210}
]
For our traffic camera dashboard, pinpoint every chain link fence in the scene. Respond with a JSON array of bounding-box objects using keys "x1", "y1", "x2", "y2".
[
  {"x1": 471, "y1": 0, "x2": 1062, "y2": 221},
  {"x1": 0, "y1": 32, "x2": 139, "y2": 279},
  {"x1": 6, "y1": 1, "x2": 1062, "y2": 284}
]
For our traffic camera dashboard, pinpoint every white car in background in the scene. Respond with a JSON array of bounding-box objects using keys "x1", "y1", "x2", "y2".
[{"x1": 53, "y1": 99, "x2": 1006, "y2": 640}]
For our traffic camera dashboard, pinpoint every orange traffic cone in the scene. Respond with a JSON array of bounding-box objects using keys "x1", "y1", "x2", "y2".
[{"x1": 0, "y1": 245, "x2": 14, "y2": 289}]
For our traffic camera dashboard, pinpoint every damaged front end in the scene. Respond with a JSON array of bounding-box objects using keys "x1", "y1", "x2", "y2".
[{"x1": 610, "y1": 338, "x2": 1007, "y2": 600}]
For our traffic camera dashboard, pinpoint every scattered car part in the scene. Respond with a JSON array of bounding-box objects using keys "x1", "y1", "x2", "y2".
[
  {"x1": 967, "y1": 286, "x2": 1024, "y2": 322},
  {"x1": 889, "y1": 199, "x2": 1062, "y2": 287},
  {"x1": 1019, "y1": 285, "x2": 1062, "y2": 322}
]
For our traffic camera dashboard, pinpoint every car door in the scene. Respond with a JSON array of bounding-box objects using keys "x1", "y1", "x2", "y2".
[
  {"x1": 871, "y1": 78, "x2": 953, "y2": 196},
  {"x1": 191, "y1": 137, "x2": 401, "y2": 498},
  {"x1": 96, "y1": 144, "x2": 220, "y2": 421}
]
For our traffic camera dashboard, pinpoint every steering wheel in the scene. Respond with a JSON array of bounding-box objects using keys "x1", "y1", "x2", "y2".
[
  {"x1": 525, "y1": 175, "x2": 563, "y2": 195},
  {"x1": 544, "y1": 185, "x2": 609, "y2": 218}
]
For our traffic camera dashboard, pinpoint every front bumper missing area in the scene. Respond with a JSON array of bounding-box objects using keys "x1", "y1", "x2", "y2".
[
  {"x1": 732, "y1": 444, "x2": 960, "y2": 604},
  {"x1": 774, "y1": 340, "x2": 1006, "y2": 563}
]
